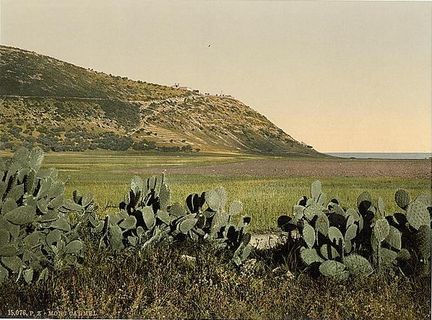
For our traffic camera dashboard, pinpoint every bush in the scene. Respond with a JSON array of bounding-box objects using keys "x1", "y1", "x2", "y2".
[
  {"x1": 131, "y1": 139, "x2": 156, "y2": 151},
  {"x1": 94, "y1": 132, "x2": 133, "y2": 151}
]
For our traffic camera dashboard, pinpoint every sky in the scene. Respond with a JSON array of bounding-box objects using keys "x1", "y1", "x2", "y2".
[{"x1": 1, "y1": 0, "x2": 431, "y2": 152}]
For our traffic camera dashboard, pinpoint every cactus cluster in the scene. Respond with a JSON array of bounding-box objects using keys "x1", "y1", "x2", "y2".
[
  {"x1": 0, "y1": 147, "x2": 89, "y2": 284},
  {"x1": 385, "y1": 189, "x2": 431, "y2": 275},
  {"x1": 98, "y1": 176, "x2": 252, "y2": 266},
  {"x1": 278, "y1": 181, "x2": 432, "y2": 280},
  {"x1": 181, "y1": 188, "x2": 252, "y2": 266},
  {"x1": 278, "y1": 181, "x2": 373, "y2": 280},
  {"x1": 99, "y1": 175, "x2": 172, "y2": 251},
  {"x1": 3, "y1": 147, "x2": 428, "y2": 285}
]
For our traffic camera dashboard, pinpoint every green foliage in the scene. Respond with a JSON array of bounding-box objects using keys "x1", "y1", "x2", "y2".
[
  {"x1": 97, "y1": 100, "x2": 140, "y2": 128},
  {"x1": 278, "y1": 180, "x2": 432, "y2": 280},
  {"x1": 99, "y1": 174, "x2": 172, "y2": 251},
  {"x1": 1, "y1": 146, "x2": 429, "y2": 288},
  {"x1": 97, "y1": 174, "x2": 252, "y2": 266},
  {"x1": 0, "y1": 147, "x2": 92, "y2": 284}
]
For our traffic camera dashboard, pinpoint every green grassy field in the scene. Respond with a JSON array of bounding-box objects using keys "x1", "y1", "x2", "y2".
[{"x1": 32, "y1": 151, "x2": 431, "y2": 232}]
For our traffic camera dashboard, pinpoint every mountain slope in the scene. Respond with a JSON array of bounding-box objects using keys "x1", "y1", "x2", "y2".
[{"x1": 0, "y1": 45, "x2": 318, "y2": 155}]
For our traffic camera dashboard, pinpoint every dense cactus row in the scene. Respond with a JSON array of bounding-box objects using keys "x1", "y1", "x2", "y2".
[
  {"x1": 1, "y1": 147, "x2": 430, "y2": 286},
  {"x1": 0, "y1": 147, "x2": 91, "y2": 284},
  {"x1": 278, "y1": 181, "x2": 432, "y2": 280}
]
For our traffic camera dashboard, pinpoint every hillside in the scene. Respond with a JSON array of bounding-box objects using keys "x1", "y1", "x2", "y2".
[{"x1": 0, "y1": 45, "x2": 318, "y2": 155}]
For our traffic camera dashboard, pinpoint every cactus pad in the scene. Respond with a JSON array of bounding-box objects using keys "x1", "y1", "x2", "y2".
[
  {"x1": 64, "y1": 240, "x2": 83, "y2": 254},
  {"x1": 373, "y1": 218, "x2": 390, "y2": 242},
  {"x1": 315, "y1": 214, "x2": 329, "y2": 236},
  {"x1": 178, "y1": 217, "x2": 198, "y2": 234},
  {"x1": 302, "y1": 222, "x2": 315, "y2": 248},
  {"x1": 159, "y1": 183, "x2": 170, "y2": 210},
  {"x1": 328, "y1": 226, "x2": 344, "y2": 244},
  {"x1": 142, "y1": 207, "x2": 156, "y2": 230},
  {"x1": 345, "y1": 224, "x2": 358, "y2": 241},
  {"x1": 395, "y1": 189, "x2": 410, "y2": 210},
  {"x1": 300, "y1": 248, "x2": 324, "y2": 265},
  {"x1": 311, "y1": 180, "x2": 322, "y2": 200},
  {"x1": 378, "y1": 248, "x2": 398, "y2": 269},
  {"x1": 4, "y1": 206, "x2": 35, "y2": 225},
  {"x1": 319, "y1": 260, "x2": 349, "y2": 281},
  {"x1": 397, "y1": 248, "x2": 411, "y2": 261},
  {"x1": 406, "y1": 200, "x2": 430, "y2": 230},
  {"x1": 384, "y1": 226, "x2": 402, "y2": 251},
  {"x1": 344, "y1": 254, "x2": 373, "y2": 277},
  {"x1": 416, "y1": 225, "x2": 431, "y2": 261},
  {"x1": 119, "y1": 215, "x2": 137, "y2": 231},
  {"x1": 320, "y1": 244, "x2": 339, "y2": 260}
]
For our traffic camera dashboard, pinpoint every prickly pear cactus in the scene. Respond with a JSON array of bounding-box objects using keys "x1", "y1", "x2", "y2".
[
  {"x1": 100, "y1": 175, "x2": 173, "y2": 251},
  {"x1": 395, "y1": 189, "x2": 410, "y2": 210},
  {"x1": 319, "y1": 260, "x2": 349, "y2": 281},
  {"x1": 0, "y1": 147, "x2": 85, "y2": 284},
  {"x1": 61, "y1": 190, "x2": 100, "y2": 237},
  {"x1": 279, "y1": 183, "x2": 432, "y2": 278},
  {"x1": 406, "y1": 199, "x2": 429, "y2": 230},
  {"x1": 387, "y1": 190, "x2": 432, "y2": 276},
  {"x1": 278, "y1": 180, "x2": 373, "y2": 280},
  {"x1": 181, "y1": 187, "x2": 252, "y2": 266},
  {"x1": 100, "y1": 177, "x2": 253, "y2": 266}
]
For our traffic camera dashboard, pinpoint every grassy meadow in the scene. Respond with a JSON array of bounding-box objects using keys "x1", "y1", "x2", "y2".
[{"x1": 38, "y1": 151, "x2": 431, "y2": 232}]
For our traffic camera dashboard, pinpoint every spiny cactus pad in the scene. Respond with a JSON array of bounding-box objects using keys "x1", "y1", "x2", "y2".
[
  {"x1": 373, "y1": 218, "x2": 390, "y2": 242},
  {"x1": 319, "y1": 260, "x2": 349, "y2": 281},
  {"x1": 357, "y1": 191, "x2": 372, "y2": 208},
  {"x1": 315, "y1": 214, "x2": 329, "y2": 236},
  {"x1": 377, "y1": 248, "x2": 398, "y2": 269},
  {"x1": 328, "y1": 226, "x2": 344, "y2": 244},
  {"x1": 344, "y1": 254, "x2": 373, "y2": 277},
  {"x1": 345, "y1": 224, "x2": 358, "y2": 241},
  {"x1": 311, "y1": 180, "x2": 322, "y2": 200},
  {"x1": 320, "y1": 244, "x2": 339, "y2": 260},
  {"x1": 416, "y1": 225, "x2": 431, "y2": 261},
  {"x1": 302, "y1": 222, "x2": 315, "y2": 248},
  {"x1": 384, "y1": 226, "x2": 402, "y2": 251},
  {"x1": 406, "y1": 200, "x2": 430, "y2": 230},
  {"x1": 395, "y1": 189, "x2": 410, "y2": 210},
  {"x1": 300, "y1": 248, "x2": 324, "y2": 265}
]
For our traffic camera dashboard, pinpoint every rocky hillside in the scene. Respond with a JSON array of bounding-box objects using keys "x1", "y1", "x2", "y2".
[{"x1": 0, "y1": 45, "x2": 318, "y2": 155}]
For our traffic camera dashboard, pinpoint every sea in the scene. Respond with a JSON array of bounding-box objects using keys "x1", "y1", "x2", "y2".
[{"x1": 326, "y1": 153, "x2": 432, "y2": 160}]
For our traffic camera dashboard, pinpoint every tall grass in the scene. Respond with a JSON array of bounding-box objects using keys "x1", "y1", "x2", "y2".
[{"x1": 1, "y1": 242, "x2": 430, "y2": 319}]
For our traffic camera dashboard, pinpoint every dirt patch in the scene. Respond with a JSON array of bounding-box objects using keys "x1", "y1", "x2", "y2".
[{"x1": 135, "y1": 158, "x2": 431, "y2": 179}]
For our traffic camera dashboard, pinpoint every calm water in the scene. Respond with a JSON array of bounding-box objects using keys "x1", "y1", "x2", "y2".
[{"x1": 326, "y1": 153, "x2": 432, "y2": 160}]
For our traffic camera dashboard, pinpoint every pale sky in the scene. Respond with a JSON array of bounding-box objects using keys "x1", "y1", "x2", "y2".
[{"x1": 1, "y1": 0, "x2": 431, "y2": 152}]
